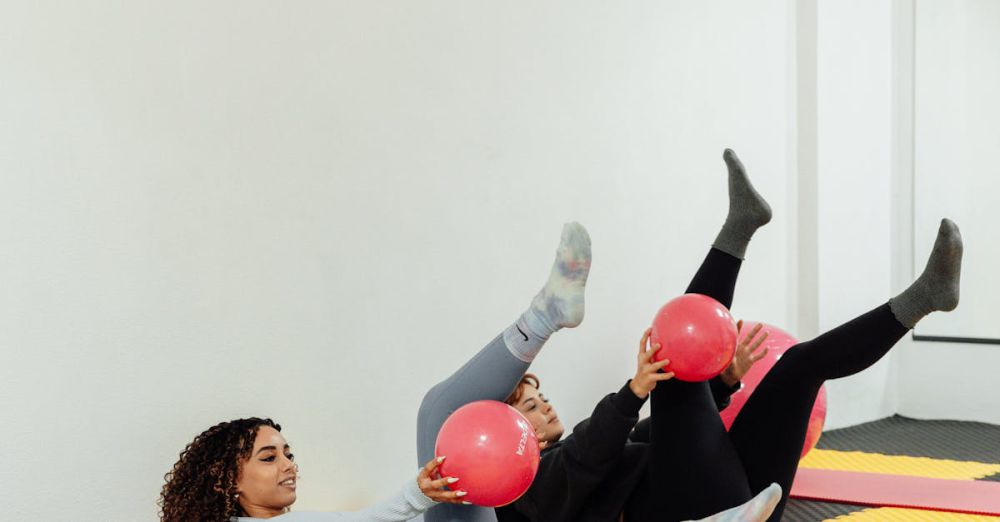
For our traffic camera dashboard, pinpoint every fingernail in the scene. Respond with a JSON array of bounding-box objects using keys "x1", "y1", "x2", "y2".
[
  {"x1": 437, "y1": 456, "x2": 446, "y2": 463},
  {"x1": 447, "y1": 477, "x2": 459, "y2": 484},
  {"x1": 457, "y1": 491, "x2": 467, "y2": 497},
  {"x1": 462, "y1": 501, "x2": 472, "y2": 505}
]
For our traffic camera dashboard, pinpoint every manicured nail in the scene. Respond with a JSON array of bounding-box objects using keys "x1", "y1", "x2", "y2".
[
  {"x1": 437, "y1": 456, "x2": 446, "y2": 463},
  {"x1": 456, "y1": 491, "x2": 467, "y2": 497},
  {"x1": 462, "y1": 501, "x2": 472, "y2": 505},
  {"x1": 447, "y1": 477, "x2": 459, "y2": 484}
]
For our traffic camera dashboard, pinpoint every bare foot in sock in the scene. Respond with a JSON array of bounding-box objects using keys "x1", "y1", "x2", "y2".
[
  {"x1": 713, "y1": 149, "x2": 772, "y2": 259},
  {"x1": 890, "y1": 218, "x2": 963, "y2": 328},
  {"x1": 689, "y1": 483, "x2": 781, "y2": 522},
  {"x1": 526, "y1": 222, "x2": 591, "y2": 334},
  {"x1": 504, "y1": 223, "x2": 591, "y2": 362}
]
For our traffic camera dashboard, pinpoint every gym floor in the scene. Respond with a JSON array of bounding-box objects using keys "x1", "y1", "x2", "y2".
[{"x1": 783, "y1": 416, "x2": 1000, "y2": 521}]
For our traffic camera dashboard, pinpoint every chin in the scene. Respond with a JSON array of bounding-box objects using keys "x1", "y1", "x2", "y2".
[{"x1": 277, "y1": 494, "x2": 297, "y2": 509}]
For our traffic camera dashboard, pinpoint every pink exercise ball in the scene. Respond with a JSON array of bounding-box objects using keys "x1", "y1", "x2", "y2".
[
  {"x1": 435, "y1": 400, "x2": 540, "y2": 507},
  {"x1": 650, "y1": 294, "x2": 738, "y2": 381},
  {"x1": 718, "y1": 322, "x2": 827, "y2": 459}
]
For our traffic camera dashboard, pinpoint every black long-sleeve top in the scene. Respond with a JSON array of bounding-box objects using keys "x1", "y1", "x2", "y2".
[{"x1": 495, "y1": 378, "x2": 738, "y2": 522}]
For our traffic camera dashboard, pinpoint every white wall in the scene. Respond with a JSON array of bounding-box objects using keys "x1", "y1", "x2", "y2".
[
  {"x1": 790, "y1": 0, "x2": 900, "y2": 430},
  {"x1": 809, "y1": 0, "x2": 898, "y2": 429},
  {"x1": 895, "y1": 0, "x2": 1000, "y2": 425},
  {"x1": 912, "y1": 0, "x2": 1000, "y2": 342},
  {"x1": 0, "y1": 2, "x2": 795, "y2": 519},
  {"x1": 806, "y1": 0, "x2": 1000, "y2": 427},
  {"x1": 2, "y1": 2, "x2": 994, "y2": 520}
]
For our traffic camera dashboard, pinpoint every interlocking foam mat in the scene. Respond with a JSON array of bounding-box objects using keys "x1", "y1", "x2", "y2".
[{"x1": 783, "y1": 416, "x2": 1000, "y2": 521}]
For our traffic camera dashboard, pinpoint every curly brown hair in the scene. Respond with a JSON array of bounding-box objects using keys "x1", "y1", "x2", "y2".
[{"x1": 159, "y1": 418, "x2": 281, "y2": 522}]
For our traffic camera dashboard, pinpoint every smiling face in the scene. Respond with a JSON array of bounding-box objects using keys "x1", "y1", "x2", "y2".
[
  {"x1": 235, "y1": 426, "x2": 298, "y2": 518},
  {"x1": 511, "y1": 382, "x2": 564, "y2": 443}
]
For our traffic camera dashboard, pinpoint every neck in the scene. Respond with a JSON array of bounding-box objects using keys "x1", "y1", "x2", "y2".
[{"x1": 241, "y1": 503, "x2": 284, "y2": 519}]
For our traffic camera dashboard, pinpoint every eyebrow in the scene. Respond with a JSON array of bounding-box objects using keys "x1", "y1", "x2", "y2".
[{"x1": 255, "y1": 444, "x2": 291, "y2": 456}]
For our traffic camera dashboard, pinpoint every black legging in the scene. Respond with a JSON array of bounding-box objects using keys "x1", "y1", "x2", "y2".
[{"x1": 631, "y1": 248, "x2": 908, "y2": 522}]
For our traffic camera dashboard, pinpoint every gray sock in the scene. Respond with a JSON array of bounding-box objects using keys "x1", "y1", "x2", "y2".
[
  {"x1": 503, "y1": 222, "x2": 591, "y2": 362},
  {"x1": 890, "y1": 218, "x2": 963, "y2": 329},
  {"x1": 712, "y1": 149, "x2": 772, "y2": 259}
]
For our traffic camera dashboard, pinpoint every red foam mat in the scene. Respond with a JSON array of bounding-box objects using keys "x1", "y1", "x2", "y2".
[{"x1": 790, "y1": 468, "x2": 1000, "y2": 516}]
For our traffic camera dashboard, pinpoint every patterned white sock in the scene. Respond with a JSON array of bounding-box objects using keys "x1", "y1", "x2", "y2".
[
  {"x1": 504, "y1": 222, "x2": 591, "y2": 362},
  {"x1": 690, "y1": 483, "x2": 781, "y2": 522}
]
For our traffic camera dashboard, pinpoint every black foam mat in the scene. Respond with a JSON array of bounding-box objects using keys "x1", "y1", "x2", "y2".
[
  {"x1": 783, "y1": 499, "x2": 866, "y2": 521},
  {"x1": 816, "y1": 415, "x2": 1000, "y2": 463},
  {"x1": 781, "y1": 415, "x2": 1000, "y2": 521}
]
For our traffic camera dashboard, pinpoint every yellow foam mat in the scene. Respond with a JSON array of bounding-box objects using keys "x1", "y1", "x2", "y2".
[
  {"x1": 828, "y1": 507, "x2": 1000, "y2": 521},
  {"x1": 800, "y1": 449, "x2": 1000, "y2": 480}
]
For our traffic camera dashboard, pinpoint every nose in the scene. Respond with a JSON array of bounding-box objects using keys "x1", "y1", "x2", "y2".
[{"x1": 281, "y1": 455, "x2": 296, "y2": 472}]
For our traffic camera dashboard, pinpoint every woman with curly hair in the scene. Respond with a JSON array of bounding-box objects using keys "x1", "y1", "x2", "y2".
[{"x1": 160, "y1": 417, "x2": 466, "y2": 521}]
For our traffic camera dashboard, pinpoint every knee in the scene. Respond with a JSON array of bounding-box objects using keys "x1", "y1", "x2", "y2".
[
  {"x1": 418, "y1": 382, "x2": 446, "y2": 424},
  {"x1": 417, "y1": 383, "x2": 451, "y2": 459},
  {"x1": 773, "y1": 342, "x2": 811, "y2": 371}
]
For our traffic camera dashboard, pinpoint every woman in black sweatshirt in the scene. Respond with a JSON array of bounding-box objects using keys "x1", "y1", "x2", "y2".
[
  {"x1": 496, "y1": 326, "x2": 778, "y2": 522},
  {"x1": 495, "y1": 150, "x2": 963, "y2": 521}
]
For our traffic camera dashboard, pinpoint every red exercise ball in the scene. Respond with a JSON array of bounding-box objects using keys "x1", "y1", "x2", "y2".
[
  {"x1": 650, "y1": 294, "x2": 738, "y2": 381},
  {"x1": 718, "y1": 322, "x2": 827, "y2": 459},
  {"x1": 434, "y1": 400, "x2": 540, "y2": 507}
]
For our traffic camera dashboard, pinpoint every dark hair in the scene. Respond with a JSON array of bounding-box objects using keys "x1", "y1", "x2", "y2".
[
  {"x1": 504, "y1": 373, "x2": 541, "y2": 406},
  {"x1": 159, "y1": 418, "x2": 281, "y2": 522}
]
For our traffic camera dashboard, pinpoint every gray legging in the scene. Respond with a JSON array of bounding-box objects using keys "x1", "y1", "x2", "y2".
[{"x1": 416, "y1": 332, "x2": 530, "y2": 522}]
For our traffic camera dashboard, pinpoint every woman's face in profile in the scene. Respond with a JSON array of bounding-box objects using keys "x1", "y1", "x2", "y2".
[
  {"x1": 236, "y1": 426, "x2": 298, "y2": 517},
  {"x1": 512, "y1": 383, "x2": 564, "y2": 443}
]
